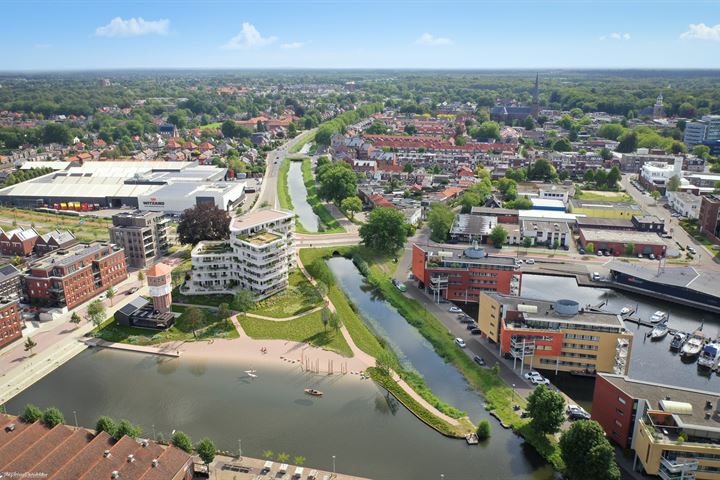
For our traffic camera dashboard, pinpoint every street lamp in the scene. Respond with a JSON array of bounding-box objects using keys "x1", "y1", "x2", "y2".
[
  {"x1": 238, "y1": 439, "x2": 243, "y2": 461},
  {"x1": 511, "y1": 383, "x2": 516, "y2": 407},
  {"x1": 332, "y1": 455, "x2": 336, "y2": 476}
]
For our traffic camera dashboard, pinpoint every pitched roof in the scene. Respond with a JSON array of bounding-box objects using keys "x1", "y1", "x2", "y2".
[{"x1": 146, "y1": 262, "x2": 172, "y2": 277}]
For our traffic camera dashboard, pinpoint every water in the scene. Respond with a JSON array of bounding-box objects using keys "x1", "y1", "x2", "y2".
[{"x1": 287, "y1": 160, "x2": 319, "y2": 232}]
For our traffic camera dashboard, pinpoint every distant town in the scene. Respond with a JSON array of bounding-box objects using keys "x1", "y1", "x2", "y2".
[{"x1": 0, "y1": 69, "x2": 719, "y2": 480}]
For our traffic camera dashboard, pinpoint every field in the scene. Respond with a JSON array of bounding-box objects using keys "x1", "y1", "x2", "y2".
[
  {"x1": 0, "y1": 207, "x2": 111, "y2": 242},
  {"x1": 249, "y1": 269, "x2": 323, "y2": 318},
  {"x1": 574, "y1": 190, "x2": 635, "y2": 203}
]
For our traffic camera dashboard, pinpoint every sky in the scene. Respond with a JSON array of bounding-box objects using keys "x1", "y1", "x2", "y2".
[{"x1": 2, "y1": 0, "x2": 720, "y2": 70}]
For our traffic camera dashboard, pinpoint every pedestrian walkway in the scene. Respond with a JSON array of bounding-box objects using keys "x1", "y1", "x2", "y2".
[
  {"x1": 83, "y1": 338, "x2": 181, "y2": 357},
  {"x1": 245, "y1": 306, "x2": 323, "y2": 322}
]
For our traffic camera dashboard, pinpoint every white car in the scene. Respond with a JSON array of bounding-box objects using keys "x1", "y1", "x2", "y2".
[
  {"x1": 524, "y1": 371, "x2": 550, "y2": 385},
  {"x1": 454, "y1": 338, "x2": 466, "y2": 348},
  {"x1": 525, "y1": 258, "x2": 535, "y2": 265},
  {"x1": 448, "y1": 306, "x2": 462, "y2": 313}
]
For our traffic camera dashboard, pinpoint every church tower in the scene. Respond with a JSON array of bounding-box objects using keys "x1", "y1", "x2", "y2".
[
  {"x1": 146, "y1": 262, "x2": 173, "y2": 313},
  {"x1": 653, "y1": 93, "x2": 665, "y2": 119},
  {"x1": 531, "y1": 73, "x2": 540, "y2": 118}
]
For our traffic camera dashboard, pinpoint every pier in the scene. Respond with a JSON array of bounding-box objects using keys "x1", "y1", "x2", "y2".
[{"x1": 83, "y1": 338, "x2": 181, "y2": 357}]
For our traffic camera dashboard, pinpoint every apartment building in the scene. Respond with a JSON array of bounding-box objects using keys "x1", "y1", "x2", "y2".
[
  {"x1": 667, "y1": 191, "x2": 701, "y2": 219},
  {"x1": 0, "y1": 264, "x2": 22, "y2": 299},
  {"x1": 183, "y1": 209, "x2": 295, "y2": 300},
  {"x1": 0, "y1": 227, "x2": 39, "y2": 256},
  {"x1": 411, "y1": 244, "x2": 521, "y2": 303},
  {"x1": 0, "y1": 298, "x2": 22, "y2": 350},
  {"x1": 109, "y1": 210, "x2": 170, "y2": 268},
  {"x1": 593, "y1": 373, "x2": 720, "y2": 480},
  {"x1": 699, "y1": 194, "x2": 720, "y2": 244},
  {"x1": 24, "y1": 243, "x2": 128, "y2": 309},
  {"x1": 478, "y1": 293, "x2": 633, "y2": 375}
]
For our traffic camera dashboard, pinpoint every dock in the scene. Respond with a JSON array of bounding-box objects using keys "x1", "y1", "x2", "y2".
[{"x1": 83, "y1": 338, "x2": 181, "y2": 357}]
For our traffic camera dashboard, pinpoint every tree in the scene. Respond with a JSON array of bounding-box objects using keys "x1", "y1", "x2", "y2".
[
  {"x1": 340, "y1": 196, "x2": 363, "y2": 220},
  {"x1": 472, "y1": 121, "x2": 501, "y2": 141},
  {"x1": 476, "y1": 419, "x2": 491, "y2": 441},
  {"x1": 21, "y1": 404, "x2": 43, "y2": 423},
  {"x1": 217, "y1": 303, "x2": 231, "y2": 326},
  {"x1": 328, "y1": 311, "x2": 342, "y2": 333},
  {"x1": 624, "y1": 242, "x2": 635, "y2": 256},
  {"x1": 606, "y1": 166, "x2": 621, "y2": 189},
  {"x1": 693, "y1": 144, "x2": 710, "y2": 159},
  {"x1": 666, "y1": 175, "x2": 681, "y2": 192},
  {"x1": 560, "y1": 420, "x2": 620, "y2": 480},
  {"x1": 489, "y1": 225, "x2": 508, "y2": 248},
  {"x1": 42, "y1": 123, "x2": 72, "y2": 144},
  {"x1": 106, "y1": 286, "x2": 115, "y2": 306},
  {"x1": 277, "y1": 452, "x2": 290, "y2": 463},
  {"x1": 597, "y1": 123, "x2": 626, "y2": 141},
  {"x1": 321, "y1": 306, "x2": 331, "y2": 331},
  {"x1": 185, "y1": 307, "x2": 203, "y2": 338},
  {"x1": 552, "y1": 138, "x2": 572, "y2": 152},
  {"x1": 527, "y1": 159, "x2": 557, "y2": 181},
  {"x1": 41, "y1": 407, "x2": 65, "y2": 428},
  {"x1": 70, "y1": 312, "x2": 82, "y2": 328},
  {"x1": 317, "y1": 162, "x2": 358, "y2": 204},
  {"x1": 426, "y1": 203, "x2": 455, "y2": 242},
  {"x1": 616, "y1": 131, "x2": 638, "y2": 153},
  {"x1": 651, "y1": 190, "x2": 661, "y2": 200},
  {"x1": 585, "y1": 242, "x2": 595, "y2": 254},
  {"x1": 172, "y1": 431, "x2": 194, "y2": 453},
  {"x1": 232, "y1": 289, "x2": 255, "y2": 315},
  {"x1": 459, "y1": 191, "x2": 481, "y2": 213},
  {"x1": 359, "y1": 207, "x2": 408, "y2": 252},
  {"x1": 404, "y1": 124, "x2": 417, "y2": 135},
  {"x1": 87, "y1": 300, "x2": 106, "y2": 328},
  {"x1": 375, "y1": 350, "x2": 395, "y2": 376},
  {"x1": 294, "y1": 456, "x2": 306, "y2": 466},
  {"x1": 221, "y1": 119, "x2": 236, "y2": 138},
  {"x1": 526, "y1": 385, "x2": 565, "y2": 434},
  {"x1": 366, "y1": 122, "x2": 388, "y2": 134},
  {"x1": 177, "y1": 204, "x2": 231, "y2": 245},
  {"x1": 95, "y1": 416, "x2": 117, "y2": 436},
  {"x1": 196, "y1": 437, "x2": 217, "y2": 467},
  {"x1": 403, "y1": 162, "x2": 414, "y2": 173},
  {"x1": 504, "y1": 197, "x2": 533, "y2": 210},
  {"x1": 522, "y1": 116, "x2": 535, "y2": 130},
  {"x1": 593, "y1": 168, "x2": 608, "y2": 186},
  {"x1": 114, "y1": 419, "x2": 142, "y2": 440},
  {"x1": 24, "y1": 336, "x2": 37, "y2": 355},
  {"x1": 137, "y1": 270, "x2": 145, "y2": 285},
  {"x1": 599, "y1": 147, "x2": 613, "y2": 161},
  {"x1": 583, "y1": 169, "x2": 595, "y2": 183},
  {"x1": 522, "y1": 237, "x2": 533, "y2": 249}
]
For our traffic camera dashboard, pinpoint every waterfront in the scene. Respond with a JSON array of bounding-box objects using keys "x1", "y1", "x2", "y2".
[{"x1": 287, "y1": 160, "x2": 319, "y2": 232}]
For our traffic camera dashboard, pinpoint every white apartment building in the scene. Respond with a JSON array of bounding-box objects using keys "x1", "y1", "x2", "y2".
[
  {"x1": 183, "y1": 209, "x2": 295, "y2": 300},
  {"x1": 639, "y1": 157, "x2": 682, "y2": 191},
  {"x1": 520, "y1": 219, "x2": 571, "y2": 248},
  {"x1": 666, "y1": 191, "x2": 701, "y2": 219},
  {"x1": 683, "y1": 115, "x2": 720, "y2": 147}
]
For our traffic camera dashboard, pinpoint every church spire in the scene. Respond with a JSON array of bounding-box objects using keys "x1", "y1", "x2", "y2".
[{"x1": 531, "y1": 73, "x2": 540, "y2": 118}]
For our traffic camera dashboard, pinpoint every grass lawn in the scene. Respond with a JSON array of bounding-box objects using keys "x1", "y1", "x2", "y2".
[
  {"x1": 239, "y1": 309, "x2": 352, "y2": 357},
  {"x1": 249, "y1": 269, "x2": 322, "y2": 318},
  {"x1": 199, "y1": 122, "x2": 223, "y2": 130},
  {"x1": 93, "y1": 304, "x2": 238, "y2": 345},
  {"x1": 171, "y1": 259, "x2": 193, "y2": 288},
  {"x1": 0, "y1": 207, "x2": 111, "y2": 242},
  {"x1": 289, "y1": 130, "x2": 317, "y2": 154},
  {"x1": 575, "y1": 190, "x2": 635, "y2": 203},
  {"x1": 172, "y1": 287, "x2": 234, "y2": 307},
  {"x1": 300, "y1": 159, "x2": 345, "y2": 234},
  {"x1": 277, "y1": 158, "x2": 294, "y2": 211}
]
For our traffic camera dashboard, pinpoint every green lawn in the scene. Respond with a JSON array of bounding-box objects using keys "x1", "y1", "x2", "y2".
[
  {"x1": 277, "y1": 158, "x2": 294, "y2": 211},
  {"x1": 171, "y1": 259, "x2": 193, "y2": 288},
  {"x1": 300, "y1": 159, "x2": 345, "y2": 234},
  {"x1": 289, "y1": 130, "x2": 317, "y2": 154},
  {"x1": 172, "y1": 287, "x2": 234, "y2": 307},
  {"x1": 574, "y1": 190, "x2": 635, "y2": 203},
  {"x1": 249, "y1": 269, "x2": 323, "y2": 318},
  {"x1": 239, "y1": 309, "x2": 352, "y2": 357},
  {"x1": 199, "y1": 122, "x2": 223, "y2": 130},
  {"x1": 93, "y1": 305, "x2": 238, "y2": 346}
]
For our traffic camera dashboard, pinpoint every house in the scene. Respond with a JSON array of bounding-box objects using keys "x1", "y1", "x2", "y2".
[
  {"x1": 33, "y1": 230, "x2": 77, "y2": 256},
  {"x1": 667, "y1": 191, "x2": 701, "y2": 220},
  {"x1": 0, "y1": 227, "x2": 39, "y2": 256}
]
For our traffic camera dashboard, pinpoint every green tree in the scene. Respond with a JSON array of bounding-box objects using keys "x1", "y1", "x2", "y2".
[
  {"x1": 526, "y1": 384, "x2": 565, "y2": 434},
  {"x1": 106, "y1": 286, "x2": 115, "y2": 306},
  {"x1": 593, "y1": 168, "x2": 608, "y2": 186},
  {"x1": 527, "y1": 159, "x2": 557, "y2": 181},
  {"x1": 459, "y1": 191, "x2": 481, "y2": 213},
  {"x1": 21, "y1": 404, "x2": 43, "y2": 423},
  {"x1": 196, "y1": 437, "x2": 217, "y2": 467},
  {"x1": 221, "y1": 119, "x2": 236, "y2": 138},
  {"x1": 321, "y1": 306, "x2": 331, "y2": 331},
  {"x1": 404, "y1": 124, "x2": 417, "y2": 135},
  {"x1": 232, "y1": 289, "x2": 256, "y2": 315},
  {"x1": 666, "y1": 175, "x2": 681, "y2": 192},
  {"x1": 616, "y1": 131, "x2": 638, "y2": 153},
  {"x1": 552, "y1": 138, "x2": 572, "y2": 152},
  {"x1": 185, "y1": 306, "x2": 203, "y2": 339},
  {"x1": 472, "y1": 121, "x2": 501, "y2": 141},
  {"x1": 606, "y1": 166, "x2": 621, "y2": 189},
  {"x1": 583, "y1": 169, "x2": 595, "y2": 183},
  {"x1": 70, "y1": 312, "x2": 82, "y2": 328},
  {"x1": 375, "y1": 350, "x2": 395, "y2": 376},
  {"x1": 317, "y1": 163, "x2": 358, "y2": 204},
  {"x1": 294, "y1": 456, "x2": 306, "y2": 466},
  {"x1": 328, "y1": 310, "x2": 342, "y2": 333},
  {"x1": 585, "y1": 242, "x2": 595, "y2": 254},
  {"x1": 172, "y1": 431, "x2": 194, "y2": 453},
  {"x1": 427, "y1": 203, "x2": 455, "y2": 242},
  {"x1": 403, "y1": 162, "x2": 414, "y2": 173},
  {"x1": 217, "y1": 303, "x2": 231, "y2": 326},
  {"x1": 114, "y1": 419, "x2": 142, "y2": 440},
  {"x1": 177, "y1": 204, "x2": 231, "y2": 245},
  {"x1": 597, "y1": 123, "x2": 626, "y2": 141},
  {"x1": 504, "y1": 197, "x2": 533, "y2": 210},
  {"x1": 624, "y1": 243, "x2": 635, "y2": 256},
  {"x1": 87, "y1": 300, "x2": 106, "y2": 328},
  {"x1": 651, "y1": 190, "x2": 661, "y2": 200},
  {"x1": 489, "y1": 225, "x2": 508, "y2": 248},
  {"x1": 560, "y1": 420, "x2": 620, "y2": 480},
  {"x1": 693, "y1": 144, "x2": 710, "y2": 159},
  {"x1": 599, "y1": 147, "x2": 613, "y2": 161},
  {"x1": 42, "y1": 123, "x2": 72, "y2": 144},
  {"x1": 522, "y1": 116, "x2": 535, "y2": 130},
  {"x1": 340, "y1": 196, "x2": 363, "y2": 219},
  {"x1": 359, "y1": 207, "x2": 408, "y2": 252},
  {"x1": 41, "y1": 407, "x2": 65, "y2": 428},
  {"x1": 366, "y1": 122, "x2": 388, "y2": 134},
  {"x1": 277, "y1": 452, "x2": 290, "y2": 463},
  {"x1": 24, "y1": 336, "x2": 37, "y2": 355},
  {"x1": 95, "y1": 416, "x2": 117, "y2": 436},
  {"x1": 522, "y1": 237, "x2": 533, "y2": 249},
  {"x1": 476, "y1": 419, "x2": 491, "y2": 441}
]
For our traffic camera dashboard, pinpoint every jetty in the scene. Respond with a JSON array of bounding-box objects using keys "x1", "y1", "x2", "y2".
[{"x1": 83, "y1": 338, "x2": 181, "y2": 357}]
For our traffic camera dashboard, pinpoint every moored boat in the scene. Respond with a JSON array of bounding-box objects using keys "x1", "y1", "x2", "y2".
[
  {"x1": 304, "y1": 388, "x2": 323, "y2": 397},
  {"x1": 669, "y1": 333, "x2": 687, "y2": 351},
  {"x1": 698, "y1": 344, "x2": 719, "y2": 369},
  {"x1": 650, "y1": 311, "x2": 668, "y2": 323},
  {"x1": 680, "y1": 333, "x2": 705, "y2": 359},
  {"x1": 649, "y1": 323, "x2": 669, "y2": 341},
  {"x1": 620, "y1": 306, "x2": 633, "y2": 316}
]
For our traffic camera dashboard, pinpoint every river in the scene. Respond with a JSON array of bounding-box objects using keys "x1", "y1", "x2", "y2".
[
  {"x1": 3, "y1": 259, "x2": 553, "y2": 480},
  {"x1": 287, "y1": 160, "x2": 319, "y2": 232}
]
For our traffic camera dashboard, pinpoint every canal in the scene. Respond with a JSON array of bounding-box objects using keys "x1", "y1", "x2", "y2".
[
  {"x1": 287, "y1": 160, "x2": 319, "y2": 232},
  {"x1": 3, "y1": 260, "x2": 554, "y2": 480}
]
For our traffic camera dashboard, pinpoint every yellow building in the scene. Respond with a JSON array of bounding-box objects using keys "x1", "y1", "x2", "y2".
[
  {"x1": 478, "y1": 292, "x2": 633, "y2": 375},
  {"x1": 569, "y1": 199, "x2": 642, "y2": 219},
  {"x1": 593, "y1": 374, "x2": 720, "y2": 480}
]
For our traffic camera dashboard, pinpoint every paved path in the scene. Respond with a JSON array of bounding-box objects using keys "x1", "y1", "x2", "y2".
[
  {"x1": 83, "y1": 338, "x2": 181, "y2": 357},
  {"x1": 245, "y1": 306, "x2": 323, "y2": 322},
  {"x1": 212, "y1": 454, "x2": 369, "y2": 480}
]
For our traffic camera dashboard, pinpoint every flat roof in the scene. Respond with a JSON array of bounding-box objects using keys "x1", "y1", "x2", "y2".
[
  {"x1": 417, "y1": 243, "x2": 518, "y2": 267},
  {"x1": 571, "y1": 199, "x2": 641, "y2": 210},
  {"x1": 576, "y1": 216, "x2": 634, "y2": 228},
  {"x1": 231, "y1": 209, "x2": 293, "y2": 232},
  {"x1": 470, "y1": 206, "x2": 518, "y2": 216},
  {"x1": 518, "y1": 210, "x2": 580, "y2": 221},
  {"x1": 521, "y1": 219, "x2": 571, "y2": 233},
  {"x1": 531, "y1": 198, "x2": 566, "y2": 208},
  {"x1": 608, "y1": 260, "x2": 720, "y2": 297},
  {"x1": 600, "y1": 373, "x2": 720, "y2": 431},
  {"x1": 30, "y1": 242, "x2": 115, "y2": 270},
  {"x1": 450, "y1": 214, "x2": 494, "y2": 236},
  {"x1": 580, "y1": 228, "x2": 666, "y2": 245}
]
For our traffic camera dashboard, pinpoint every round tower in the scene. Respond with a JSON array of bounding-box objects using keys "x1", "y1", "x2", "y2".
[{"x1": 146, "y1": 262, "x2": 173, "y2": 313}]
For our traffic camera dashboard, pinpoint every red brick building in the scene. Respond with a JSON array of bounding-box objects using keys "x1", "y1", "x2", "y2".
[
  {"x1": 411, "y1": 243, "x2": 520, "y2": 303},
  {"x1": 591, "y1": 373, "x2": 637, "y2": 449},
  {"x1": 33, "y1": 229, "x2": 77, "y2": 256},
  {"x1": 0, "y1": 227, "x2": 39, "y2": 256},
  {"x1": 699, "y1": 194, "x2": 720, "y2": 244},
  {"x1": 24, "y1": 243, "x2": 127, "y2": 309},
  {"x1": 0, "y1": 299, "x2": 22, "y2": 350}
]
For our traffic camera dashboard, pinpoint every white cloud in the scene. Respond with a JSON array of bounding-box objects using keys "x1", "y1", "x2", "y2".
[
  {"x1": 281, "y1": 42, "x2": 304, "y2": 49},
  {"x1": 415, "y1": 33, "x2": 453, "y2": 46},
  {"x1": 600, "y1": 32, "x2": 631, "y2": 41},
  {"x1": 95, "y1": 17, "x2": 169, "y2": 37},
  {"x1": 681, "y1": 23, "x2": 720, "y2": 41},
  {"x1": 222, "y1": 22, "x2": 277, "y2": 49}
]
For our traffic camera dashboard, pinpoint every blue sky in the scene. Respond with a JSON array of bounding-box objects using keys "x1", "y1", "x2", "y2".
[{"x1": 3, "y1": 0, "x2": 720, "y2": 70}]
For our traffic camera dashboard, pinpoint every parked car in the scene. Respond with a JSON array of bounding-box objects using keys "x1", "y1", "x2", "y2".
[
  {"x1": 454, "y1": 338, "x2": 466, "y2": 348},
  {"x1": 567, "y1": 405, "x2": 591, "y2": 420},
  {"x1": 470, "y1": 328, "x2": 482, "y2": 335},
  {"x1": 596, "y1": 251, "x2": 604, "y2": 256},
  {"x1": 473, "y1": 355, "x2": 486, "y2": 366},
  {"x1": 515, "y1": 259, "x2": 524, "y2": 265},
  {"x1": 466, "y1": 323, "x2": 478, "y2": 330},
  {"x1": 687, "y1": 246, "x2": 697, "y2": 254},
  {"x1": 637, "y1": 253, "x2": 643, "y2": 259},
  {"x1": 460, "y1": 317, "x2": 475, "y2": 324},
  {"x1": 524, "y1": 371, "x2": 550, "y2": 385},
  {"x1": 578, "y1": 248, "x2": 586, "y2": 255},
  {"x1": 391, "y1": 279, "x2": 407, "y2": 292},
  {"x1": 127, "y1": 287, "x2": 139, "y2": 294},
  {"x1": 591, "y1": 272, "x2": 601, "y2": 281},
  {"x1": 448, "y1": 306, "x2": 462, "y2": 313},
  {"x1": 525, "y1": 259, "x2": 535, "y2": 265},
  {"x1": 97, "y1": 293, "x2": 107, "y2": 300},
  {"x1": 649, "y1": 253, "x2": 656, "y2": 260}
]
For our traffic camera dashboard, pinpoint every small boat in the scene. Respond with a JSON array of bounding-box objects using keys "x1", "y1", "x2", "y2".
[
  {"x1": 620, "y1": 306, "x2": 633, "y2": 316},
  {"x1": 669, "y1": 333, "x2": 687, "y2": 351},
  {"x1": 697, "y1": 344, "x2": 719, "y2": 370},
  {"x1": 681, "y1": 333, "x2": 705, "y2": 359},
  {"x1": 650, "y1": 311, "x2": 668, "y2": 323},
  {"x1": 244, "y1": 369, "x2": 257, "y2": 378},
  {"x1": 649, "y1": 323, "x2": 669, "y2": 341},
  {"x1": 304, "y1": 388, "x2": 323, "y2": 397}
]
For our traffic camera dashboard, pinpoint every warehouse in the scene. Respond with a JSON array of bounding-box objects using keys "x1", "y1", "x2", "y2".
[
  {"x1": 578, "y1": 228, "x2": 667, "y2": 257},
  {"x1": 0, "y1": 161, "x2": 244, "y2": 213}
]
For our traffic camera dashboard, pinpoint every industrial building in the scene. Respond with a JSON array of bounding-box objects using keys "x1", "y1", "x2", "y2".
[
  {"x1": 578, "y1": 229, "x2": 667, "y2": 257},
  {"x1": 448, "y1": 214, "x2": 496, "y2": 243},
  {"x1": 478, "y1": 293, "x2": 633, "y2": 375},
  {"x1": 0, "y1": 161, "x2": 245, "y2": 214},
  {"x1": 411, "y1": 243, "x2": 521, "y2": 303},
  {"x1": 592, "y1": 373, "x2": 720, "y2": 480}
]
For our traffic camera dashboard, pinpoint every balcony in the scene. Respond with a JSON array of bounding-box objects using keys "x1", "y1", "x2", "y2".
[{"x1": 659, "y1": 457, "x2": 698, "y2": 480}]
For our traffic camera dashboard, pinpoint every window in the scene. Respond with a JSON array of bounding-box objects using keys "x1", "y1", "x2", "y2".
[
  {"x1": 618, "y1": 397, "x2": 627, "y2": 405},
  {"x1": 616, "y1": 408, "x2": 624, "y2": 415}
]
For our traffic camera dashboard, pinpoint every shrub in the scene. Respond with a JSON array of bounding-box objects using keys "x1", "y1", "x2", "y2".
[
  {"x1": 95, "y1": 416, "x2": 117, "y2": 436},
  {"x1": 172, "y1": 431, "x2": 193, "y2": 453},
  {"x1": 476, "y1": 419, "x2": 491, "y2": 440},
  {"x1": 21, "y1": 404, "x2": 42, "y2": 423},
  {"x1": 41, "y1": 407, "x2": 65, "y2": 428}
]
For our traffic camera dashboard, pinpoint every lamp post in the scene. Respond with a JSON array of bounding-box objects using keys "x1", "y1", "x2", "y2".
[
  {"x1": 332, "y1": 455, "x2": 336, "y2": 476},
  {"x1": 511, "y1": 383, "x2": 516, "y2": 407},
  {"x1": 73, "y1": 410, "x2": 78, "y2": 428},
  {"x1": 238, "y1": 439, "x2": 243, "y2": 461},
  {"x1": 152, "y1": 424, "x2": 156, "y2": 441}
]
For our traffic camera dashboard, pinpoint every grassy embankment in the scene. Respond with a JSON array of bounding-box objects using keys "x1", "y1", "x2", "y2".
[
  {"x1": 92, "y1": 304, "x2": 238, "y2": 345},
  {"x1": 288, "y1": 130, "x2": 317, "y2": 154},
  {"x1": 301, "y1": 246, "x2": 564, "y2": 469},
  {"x1": 0, "y1": 207, "x2": 111, "y2": 242}
]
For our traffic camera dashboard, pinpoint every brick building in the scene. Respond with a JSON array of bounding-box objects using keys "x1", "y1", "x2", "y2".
[
  {"x1": 33, "y1": 229, "x2": 77, "y2": 256},
  {"x1": 24, "y1": 243, "x2": 127, "y2": 309},
  {"x1": 0, "y1": 227, "x2": 39, "y2": 256},
  {"x1": 0, "y1": 298, "x2": 22, "y2": 350},
  {"x1": 699, "y1": 194, "x2": 720, "y2": 244},
  {"x1": 0, "y1": 264, "x2": 22, "y2": 299}
]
